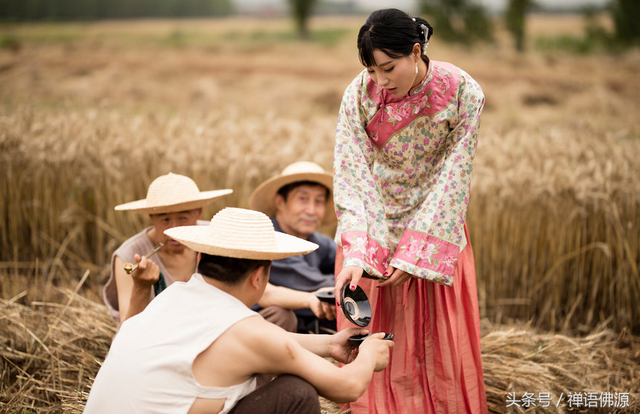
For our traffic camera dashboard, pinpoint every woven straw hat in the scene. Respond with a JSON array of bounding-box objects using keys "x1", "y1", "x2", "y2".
[
  {"x1": 115, "y1": 173, "x2": 232, "y2": 215},
  {"x1": 248, "y1": 161, "x2": 335, "y2": 226},
  {"x1": 164, "y1": 208, "x2": 319, "y2": 260}
]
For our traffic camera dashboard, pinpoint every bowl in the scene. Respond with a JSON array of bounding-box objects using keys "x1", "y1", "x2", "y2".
[
  {"x1": 348, "y1": 333, "x2": 395, "y2": 343},
  {"x1": 315, "y1": 290, "x2": 335, "y2": 304},
  {"x1": 340, "y1": 285, "x2": 394, "y2": 344},
  {"x1": 341, "y1": 285, "x2": 372, "y2": 328}
]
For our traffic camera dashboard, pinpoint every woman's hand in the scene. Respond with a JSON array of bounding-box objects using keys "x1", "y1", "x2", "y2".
[
  {"x1": 378, "y1": 266, "x2": 411, "y2": 287},
  {"x1": 334, "y1": 266, "x2": 364, "y2": 306}
]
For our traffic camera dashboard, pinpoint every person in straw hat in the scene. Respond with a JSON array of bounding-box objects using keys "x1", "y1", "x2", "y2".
[
  {"x1": 103, "y1": 172, "x2": 233, "y2": 325},
  {"x1": 84, "y1": 207, "x2": 394, "y2": 414},
  {"x1": 248, "y1": 161, "x2": 338, "y2": 334}
]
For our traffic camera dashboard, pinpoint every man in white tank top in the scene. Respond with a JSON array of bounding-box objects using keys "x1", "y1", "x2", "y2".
[{"x1": 85, "y1": 208, "x2": 394, "y2": 414}]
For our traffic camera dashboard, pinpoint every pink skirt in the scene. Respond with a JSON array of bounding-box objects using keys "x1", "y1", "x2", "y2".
[{"x1": 336, "y1": 224, "x2": 488, "y2": 414}]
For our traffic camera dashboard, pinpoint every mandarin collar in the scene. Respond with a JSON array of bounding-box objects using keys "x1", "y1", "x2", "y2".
[
  {"x1": 409, "y1": 60, "x2": 433, "y2": 96},
  {"x1": 381, "y1": 60, "x2": 433, "y2": 104}
]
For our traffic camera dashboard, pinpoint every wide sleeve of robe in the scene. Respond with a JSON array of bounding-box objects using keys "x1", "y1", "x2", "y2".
[{"x1": 333, "y1": 63, "x2": 484, "y2": 286}]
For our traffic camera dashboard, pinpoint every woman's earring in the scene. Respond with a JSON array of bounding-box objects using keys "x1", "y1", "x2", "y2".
[{"x1": 415, "y1": 63, "x2": 418, "y2": 74}]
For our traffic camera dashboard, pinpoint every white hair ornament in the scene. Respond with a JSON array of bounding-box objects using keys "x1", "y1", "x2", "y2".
[
  {"x1": 420, "y1": 23, "x2": 430, "y2": 53},
  {"x1": 412, "y1": 17, "x2": 430, "y2": 55}
]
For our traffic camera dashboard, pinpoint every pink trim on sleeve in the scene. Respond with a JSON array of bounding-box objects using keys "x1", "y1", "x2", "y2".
[
  {"x1": 341, "y1": 231, "x2": 391, "y2": 276},
  {"x1": 392, "y1": 229, "x2": 460, "y2": 277}
]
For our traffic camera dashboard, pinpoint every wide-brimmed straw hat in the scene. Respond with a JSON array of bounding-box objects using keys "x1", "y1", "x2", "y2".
[
  {"x1": 115, "y1": 173, "x2": 232, "y2": 215},
  {"x1": 164, "y1": 207, "x2": 319, "y2": 260},
  {"x1": 248, "y1": 161, "x2": 336, "y2": 226}
]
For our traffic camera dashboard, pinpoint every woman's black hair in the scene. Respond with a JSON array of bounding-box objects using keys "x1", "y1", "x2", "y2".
[{"x1": 357, "y1": 8, "x2": 433, "y2": 67}]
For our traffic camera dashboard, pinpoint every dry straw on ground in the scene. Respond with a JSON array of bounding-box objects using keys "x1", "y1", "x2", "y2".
[
  {"x1": 1, "y1": 287, "x2": 638, "y2": 413},
  {"x1": 0, "y1": 279, "x2": 113, "y2": 413}
]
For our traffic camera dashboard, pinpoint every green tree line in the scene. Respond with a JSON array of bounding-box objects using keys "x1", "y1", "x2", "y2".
[
  {"x1": 417, "y1": 0, "x2": 639, "y2": 51},
  {"x1": 0, "y1": 0, "x2": 233, "y2": 21}
]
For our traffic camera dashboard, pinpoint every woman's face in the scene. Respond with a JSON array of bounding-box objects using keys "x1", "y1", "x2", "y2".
[{"x1": 366, "y1": 47, "x2": 420, "y2": 98}]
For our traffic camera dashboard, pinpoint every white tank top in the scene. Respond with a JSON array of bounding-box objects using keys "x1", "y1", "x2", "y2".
[{"x1": 85, "y1": 273, "x2": 258, "y2": 414}]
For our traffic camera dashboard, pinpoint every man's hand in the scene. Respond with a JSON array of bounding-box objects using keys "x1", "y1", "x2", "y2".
[
  {"x1": 328, "y1": 327, "x2": 368, "y2": 364},
  {"x1": 117, "y1": 254, "x2": 160, "y2": 323},
  {"x1": 309, "y1": 287, "x2": 336, "y2": 320},
  {"x1": 131, "y1": 254, "x2": 160, "y2": 288},
  {"x1": 359, "y1": 332, "x2": 394, "y2": 372}
]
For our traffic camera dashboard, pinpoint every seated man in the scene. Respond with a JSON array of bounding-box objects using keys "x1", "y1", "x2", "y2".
[
  {"x1": 249, "y1": 161, "x2": 337, "y2": 333},
  {"x1": 104, "y1": 172, "x2": 333, "y2": 329},
  {"x1": 103, "y1": 172, "x2": 232, "y2": 325},
  {"x1": 84, "y1": 208, "x2": 393, "y2": 414}
]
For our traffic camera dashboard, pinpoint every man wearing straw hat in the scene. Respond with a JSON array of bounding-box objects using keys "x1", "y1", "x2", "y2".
[
  {"x1": 85, "y1": 207, "x2": 393, "y2": 414},
  {"x1": 103, "y1": 172, "x2": 233, "y2": 325},
  {"x1": 249, "y1": 161, "x2": 337, "y2": 333},
  {"x1": 105, "y1": 171, "x2": 332, "y2": 329}
]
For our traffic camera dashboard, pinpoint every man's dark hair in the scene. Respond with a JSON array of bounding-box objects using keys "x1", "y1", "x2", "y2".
[
  {"x1": 277, "y1": 181, "x2": 330, "y2": 201},
  {"x1": 197, "y1": 253, "x2": 271, "y2": 286}
]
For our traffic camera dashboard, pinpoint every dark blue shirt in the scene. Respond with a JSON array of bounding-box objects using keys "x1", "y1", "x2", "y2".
[
  {"x1": 270, "y1": 217, "x2": 336, "y2": 292},
  {"x1": 252, "y1": 217, "x2": 337, "y2": 332}
]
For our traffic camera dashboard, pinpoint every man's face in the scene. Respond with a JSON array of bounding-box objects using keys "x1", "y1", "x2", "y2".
[
  {"x1": 149, "y1": 208, "x2": 201, "y2": 253},
  {"x1": 274, "y1": 184, "x2": 327, "y2": 239}
]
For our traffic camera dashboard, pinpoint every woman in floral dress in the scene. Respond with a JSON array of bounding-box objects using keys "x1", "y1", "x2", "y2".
[{"x1": 333, "y1": 8, "x2": 488, "y2": 414}]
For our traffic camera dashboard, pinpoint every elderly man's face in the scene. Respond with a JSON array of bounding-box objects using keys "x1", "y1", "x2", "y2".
[
  {"x1": 274, "y1": 184, "x2": 327, "y2": 239},
  {"x1": 149, "y1": 209, "x2": 201, "y2": 253}
]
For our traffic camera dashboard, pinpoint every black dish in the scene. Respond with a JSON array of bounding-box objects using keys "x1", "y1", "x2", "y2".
[
  {"x1": 341, "y1": 284, "x2": 372, "y2": 328},
  {"x1": 315, "y1": 290, "x2": 335, "y2": 304},
  {"x1": 348, "y1": 333, "x2": 395, "y2": 343},
  {"x1": 362, "y1": 271, "x2": 389, "y2": 281},
  {"x1": 341, "y1": 285, "x2": 394, "y2": 345}
]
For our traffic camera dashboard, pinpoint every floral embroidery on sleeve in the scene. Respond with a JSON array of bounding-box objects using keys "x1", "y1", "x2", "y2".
[
  {"x1": 341, "y1": 231, "x2": 390, "y2": 277},
  {"x1": 390, "y1": 229, "x2": 459, "y2": 285}
]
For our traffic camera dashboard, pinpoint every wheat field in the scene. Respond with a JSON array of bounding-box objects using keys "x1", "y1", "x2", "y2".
[{"x1": 1, "y1": 14, "x2": 639, "y2": 412}]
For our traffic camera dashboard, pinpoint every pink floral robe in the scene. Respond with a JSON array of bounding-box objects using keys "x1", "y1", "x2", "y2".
[{"x1": 333, "y1": 60, "x2": 488, "y2": 413}]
